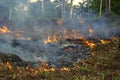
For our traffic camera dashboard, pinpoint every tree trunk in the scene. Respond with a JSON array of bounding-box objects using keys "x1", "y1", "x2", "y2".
[
  {"x1": 87, "y1": 0, "x2": 90, "y2": 18},
  {"x1": 109, "y1": 0, "x2": 111, "y2": 14},
  {"x1": 105, "y1": 0, "x2": 111, "y2": 17},
  {"x1": 70, "y1": 0, "x2": 73, "y2": 19},
  {"x1": 99, "y1": 0, "x2": 102, "y2": 16},
  {"x1": 9, "y1": 7, "x2": 12, "y2": 20},
  {"x1": 42, "y1": 0, "x2": 44, "y2": 16},
  {"x1": 62, "y1": 0, "x2": 65, "y2": 21}
]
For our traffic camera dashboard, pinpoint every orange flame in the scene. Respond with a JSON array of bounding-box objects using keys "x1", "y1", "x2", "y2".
[
  {"x1": 100, "y1": 39, "x2": 110, "y2": 44},
  {"x1": 6, "y1": 62, "x2": 13, "y2": 71},
  {"x1": 37, "y1": 61, "x2": 55, "y2": 72},
  {"x1": 64, "y1": 29, "x2": 67, "y2": 34},
  {"x1": 60, "y1": 67, "x2": 70, "y2": 71},
  {"x1": 16, "y1": 33, "x2": 21, "y2": 37},
  {"x1": 53, "y1": 33, "x2": 58, "y2": 42},
  {"x1": 44, "y1": 33, "x2": 59, "y2": 44},
  {"x1": 44, "y1": 35, "x2": 52, "y2": 44},
  {"x1": 0, "y1": 25, "x2": 10, "y2": 33},
  {"x1": 89, "y1": 28, "x2": 94, "y2": 36},
  {"x1": 85, "y1": 41, "x2": 96, "y2": 48}
]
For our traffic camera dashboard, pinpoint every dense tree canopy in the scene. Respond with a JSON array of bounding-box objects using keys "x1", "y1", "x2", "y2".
[
  {"x1": 90, "y1": 0, "x2": 120, "y2": 16},
  {"x1": 0, "y1": 0, "x2": 119, "y2": 22}
]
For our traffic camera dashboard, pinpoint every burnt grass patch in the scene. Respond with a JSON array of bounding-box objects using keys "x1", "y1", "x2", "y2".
[{"x1": 0, "y1": 38, "x2": 119, "y2": 80}]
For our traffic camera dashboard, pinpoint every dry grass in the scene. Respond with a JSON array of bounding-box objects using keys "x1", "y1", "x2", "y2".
[{"x1": 0, "y1": 39, "x2": 120, "y2": 80}]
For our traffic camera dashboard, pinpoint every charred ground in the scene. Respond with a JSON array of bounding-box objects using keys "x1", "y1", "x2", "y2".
[
  {"x1": 0, "y1": 16, "x2": 120, "y2": 80},
  {"x1": 0, "y1": 36, "x2": 119, "y2": 80}
]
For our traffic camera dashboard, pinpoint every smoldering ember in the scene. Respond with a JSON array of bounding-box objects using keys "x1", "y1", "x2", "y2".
[{"x1": 0, "y1": 0, "x2": 120, "y2": 79}]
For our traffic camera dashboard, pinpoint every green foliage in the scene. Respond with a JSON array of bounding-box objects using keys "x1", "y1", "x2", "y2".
[
  {"x1": 90, "y1": 0, "x2": 120, "y2": 16},
  {"x1": 80, "y1": 76, "x2": 86, "y2": 80},
  {"x1": 73, "y1": 77, "x2": 79, "y2": 80},
  {"x1": 38, "y1": 71, "x2": 48, "y2": 79},
  {"x1": 99, "y1": 72, "x2": 106, "y2": 80},
  {"x1": 0, "y1": 0, "x2": 120, "y2": 22},
  {"x1": 90, "y1": 0, "x2": 104, "y2": 15},
  {"x1": 111, "y1": 0, "x2": 120, "y2": 15},
  {"x1": 80, "y1": 66, "x2": 90, "y2": 72},
  {"x1": 112, "y1": 77, "x2": 120, "y2": 80}
]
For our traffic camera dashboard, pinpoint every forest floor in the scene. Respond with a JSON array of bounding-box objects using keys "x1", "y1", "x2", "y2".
[
  {"x1": 0, "y1": 37, "x2": 119, "y2": 80},
  {"x1": 0, "y1": 17, "x2": 120, "y2": 80}
]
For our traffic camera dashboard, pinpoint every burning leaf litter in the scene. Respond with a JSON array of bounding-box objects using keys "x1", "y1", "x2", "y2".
[
  {"x1": 0, "y1": 23, "x2": 120, "y2": 72},
  {"x1": 0, "y1": 25, "x2": 10, "y2": 33},
  {"x1": 0, "y1": 21, "x2": 119, "y2": 80}
]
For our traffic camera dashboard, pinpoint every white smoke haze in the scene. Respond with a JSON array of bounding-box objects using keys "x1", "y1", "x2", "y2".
[{"x1": 0, "y1": 0, "x2": 119, "y2": 66}]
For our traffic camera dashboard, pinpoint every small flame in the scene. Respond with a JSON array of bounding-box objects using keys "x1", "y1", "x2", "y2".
[
  {"x1": 0, "y1": 25, "x2": 10, "y2": 33},
  {"x1": 53, "y1": 33, "x2": 58, "y2": 42},
  {"x1": 38, "y1": 61, "x2": 55, "y2": 72},
  {"x1": 15, "y1": 31, "x2": 32, "y2": 40},
  {"x1": 6, "y1": 62, "x2": 13, "y2": 71},
  {"x1": 64, "y1": 29, "x2": 67, "y2": 34},
  {"x1": 60, "y1": 67, "x2": 70, "y2": 71},
  {"x1": 38, "y1": 67, "x2": 55, "y2": 72},
  {"x1": 89, "y1": 28, "x2": 94, "y2": 36},
  {"x1": 44, "y1": 35, "x2": 52, "y2": 44},
  {"x1": 16, "y1": 33, "x2": 21, "y2": 37},
  {"x1": 85, "y1": 41, "x2": 96, "y2": 48},
  {"x1": 56, "y1": 20, "x2": 63, "y2": 25},
  {"x1": 100, "y1": 39, "x2": 110, "y2": 44},
  {"x1": 44, "y1": 33, "x2": 59, "y2": 44},
  {"x1": 79, "y1": 35, "x2": 85, "y2": 40}
]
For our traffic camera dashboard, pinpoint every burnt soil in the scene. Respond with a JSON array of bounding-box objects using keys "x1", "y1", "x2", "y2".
[
  {"x1": 0, "y1": 17, "x2": 120, "y2": 80},
  {"x1": 0, "y1": 38, "x2": 119, "y2": 80}
]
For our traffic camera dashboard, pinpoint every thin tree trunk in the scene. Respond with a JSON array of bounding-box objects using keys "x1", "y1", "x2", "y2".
[
  {"x1": 99, "y1": 0, "x2": 102, "y2": 16},
  {"x1": 105, "y1": 0, "x2": 110, "y2": 16},
  {"x1": 42, "y1": 0, "x2": 44, "y2": 16},
  {"x1": 62, "y1": 0, "x2": 65, "y2": 21},
  {"x1": 70, "y1": 0, "x2": 73, "y2": 19},
  {"x1": 109, "y1": 0, "x2": 111, "y2": 13},
  {"x1": 87, "y1": 0, "x2": 90, "y2": 18},
  {"x1": 9, "y1": 7, "x2": 12, "y2": 20}
]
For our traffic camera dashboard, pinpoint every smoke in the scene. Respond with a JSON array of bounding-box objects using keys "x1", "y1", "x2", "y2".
[{"x1": 0, "y1": 0, "x2": 119, "y2": 67}]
